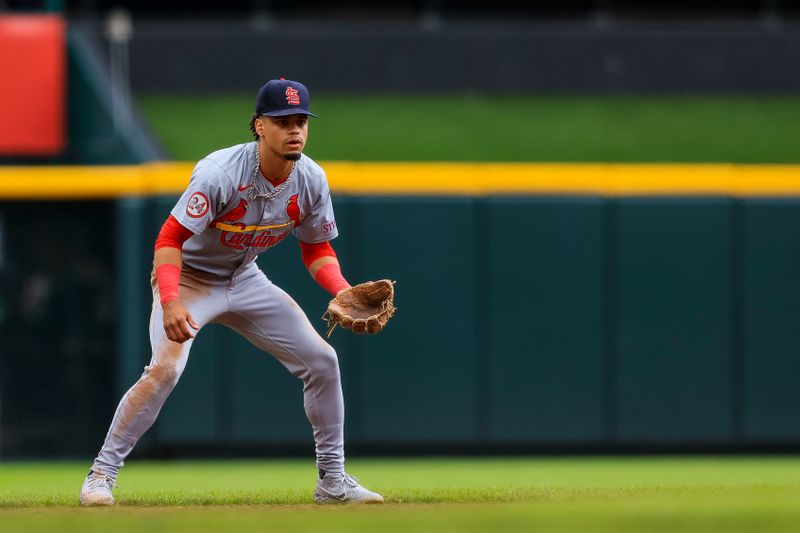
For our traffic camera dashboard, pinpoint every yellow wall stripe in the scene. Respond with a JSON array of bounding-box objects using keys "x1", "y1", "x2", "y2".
[{"x1": 1, "y1": 162, "x2": 800, "y2": 199}]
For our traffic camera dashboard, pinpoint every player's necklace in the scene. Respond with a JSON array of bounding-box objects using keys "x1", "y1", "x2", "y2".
[{"x1": 249, "y1": 143, "x2": 295, "y2": 201}]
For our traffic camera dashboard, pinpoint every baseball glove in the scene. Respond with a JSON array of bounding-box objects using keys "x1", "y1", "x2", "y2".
[{"x1": 323, "y1": 279, "x2": 396, "y2": 337}]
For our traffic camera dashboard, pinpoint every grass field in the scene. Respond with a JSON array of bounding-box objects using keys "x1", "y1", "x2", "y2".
[
  {"x1": 139, "y1": 94, "x2": 800, "y2": 163},
  {"x1": 2, "y1": 457, "x2": 800, "y2": 532}
]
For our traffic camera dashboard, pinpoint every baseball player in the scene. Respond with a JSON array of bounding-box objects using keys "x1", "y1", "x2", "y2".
[{"x1": 80, "y1": 78, "x2": 384, "y2": 505}]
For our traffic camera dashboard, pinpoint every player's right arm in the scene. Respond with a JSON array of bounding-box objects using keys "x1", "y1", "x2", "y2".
[
  {"x1": 154, "y1": 215, "x2": 198, "y2": 344},
  {"x1": 158, "y1": 157, "x2": 232, "y2": 343}
]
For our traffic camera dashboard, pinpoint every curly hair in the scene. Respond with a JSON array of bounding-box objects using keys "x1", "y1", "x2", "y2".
[{"x1": 249, "y1": 113, "x2": 259, "y2": 141}]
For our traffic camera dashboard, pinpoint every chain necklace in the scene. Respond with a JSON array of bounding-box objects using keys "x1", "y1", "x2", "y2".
[{"x1": 248, "y1": 142, "x2": 295, "y2": 201}]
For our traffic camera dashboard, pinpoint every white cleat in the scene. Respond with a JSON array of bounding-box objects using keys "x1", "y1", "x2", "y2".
[
  {"x1": 79, "y1": 470, "x2": 116, "y2": 507},
  {"x1": 314, "y1": 472, "x2": 384, "y2": 504}
]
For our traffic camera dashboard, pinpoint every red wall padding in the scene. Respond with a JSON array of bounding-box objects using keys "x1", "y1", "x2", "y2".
[{"x1": 0, "y1": 15, "x2": 66, "y2": 156}]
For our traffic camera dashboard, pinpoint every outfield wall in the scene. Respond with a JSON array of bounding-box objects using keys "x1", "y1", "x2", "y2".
[{"x1": 2, "y1": 163, "x2": 800, "y2": 456}]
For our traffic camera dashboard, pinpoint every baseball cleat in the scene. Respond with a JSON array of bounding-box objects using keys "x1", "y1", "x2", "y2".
[
  {"x1": 314, "y1": 472, "x2": 384, "y2": 504},
  {"x1": 79, "y1": 470, "x2": 116, "y2": 506}
]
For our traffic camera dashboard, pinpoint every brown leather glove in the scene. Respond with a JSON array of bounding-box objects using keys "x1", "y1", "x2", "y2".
[{"x1": 323, "y1": 279, "x2": 396, "y2": 337}]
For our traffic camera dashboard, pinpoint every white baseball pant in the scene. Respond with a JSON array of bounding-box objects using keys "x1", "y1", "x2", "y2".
[{"x1": 92, "y1": 263, "x2": 345, "y2": 479}]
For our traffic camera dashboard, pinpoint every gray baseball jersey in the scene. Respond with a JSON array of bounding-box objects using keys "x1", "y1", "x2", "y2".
[
  {"x1": 172, "y1": 141, "x2": 339, "y2": 277},
  {"x1": 91, "y1": 141, "x2": 347, "y2": 481}
]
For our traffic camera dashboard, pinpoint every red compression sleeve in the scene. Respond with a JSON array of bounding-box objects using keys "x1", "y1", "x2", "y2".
[
  {"x1": 155, "y1": 264, "x2": 181, "y2": 305},
  {"x1": 299, "y1": 240, "x2": 351, "y2": 296},
  {"x1": 154, "y1": 216, "x2": 192, "y2": 305},
  {"x1": 315, "y1": 263, "x2": 351, "y2": 296},
  {"x1": 300, "y1": 240, "x2": 335, "y2": 268},
  {"x1": 154, "y1": 215, "x2": 194, "y2": 251}
]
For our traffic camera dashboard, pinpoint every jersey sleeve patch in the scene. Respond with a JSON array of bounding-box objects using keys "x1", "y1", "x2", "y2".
[{"x1": 186, "y1": 192, "x2": 210, "y2": 218}]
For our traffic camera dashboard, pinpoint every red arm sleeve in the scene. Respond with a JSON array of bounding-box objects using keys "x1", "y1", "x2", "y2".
[
  {"x1": 155, "y1": 264, "x2": 181, "y2": 305},
  {"x1": 299, "y1": 240, "x2": 351, "y2": 296},
  {"x1": 300, "y1": 240, "x2": 336, "y2": 268},
  {"x1": 154, "y1": 215, "x2": 193, "y2": 305},
  {"x1": 154, "y1": 215, "x2": 194, "y2": 251}
]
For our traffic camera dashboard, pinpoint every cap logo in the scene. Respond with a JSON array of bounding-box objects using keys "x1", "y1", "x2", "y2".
[{"x1": 286, "y1": 87, "x2": 300, "y2": 105}]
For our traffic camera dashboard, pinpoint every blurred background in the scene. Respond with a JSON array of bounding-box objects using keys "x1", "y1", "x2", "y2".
[{"x1": 1, "y1": 0, "x2": 799, "y2": 461}]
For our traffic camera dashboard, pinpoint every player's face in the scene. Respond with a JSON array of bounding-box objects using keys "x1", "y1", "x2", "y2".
[{"x1": 260, "y1": 115, "x2": 309, "y2": 162}]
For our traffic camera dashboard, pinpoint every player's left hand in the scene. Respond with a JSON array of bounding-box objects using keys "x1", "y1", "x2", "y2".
[{"x1": 323, "y1": 279, "x2": 396, "y2": 337}]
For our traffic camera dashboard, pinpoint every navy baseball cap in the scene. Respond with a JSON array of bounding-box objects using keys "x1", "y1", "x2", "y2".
[{"x1": 255, "y1": 78, "x2": 318, "y2": 118}]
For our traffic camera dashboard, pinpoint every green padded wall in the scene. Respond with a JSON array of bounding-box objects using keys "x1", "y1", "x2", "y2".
[
  {"x1": 111, "y1": 194, "x2": 800, "y2": 451},
  {"x1": 615, "y1": 199, "x2": 734, "y2": 442},
  {"x1": 742, "y1": 199, "x2": 800, "y2": 441},
  {"x1": 486, "y1": 197, "x2": 606, "y2": 442},
  {"x1": 357, "y1": 197, "x2": 479, "y2": 442}
]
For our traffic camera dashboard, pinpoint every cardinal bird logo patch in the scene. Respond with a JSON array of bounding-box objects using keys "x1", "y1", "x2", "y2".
[
  {"x1": 212, "y1": 198, "x2": 248, "y2": 227},
  {"x1": 286, "y1": 87, "x2": 300, "y2": 105},
  {"x1": 286, "y1": 193, "x2": 302, "y2": 226}
]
